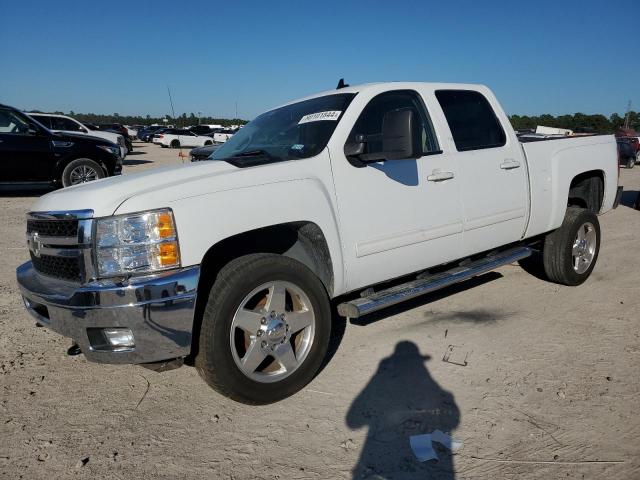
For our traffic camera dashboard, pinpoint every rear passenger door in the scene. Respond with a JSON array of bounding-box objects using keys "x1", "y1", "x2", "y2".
[{"x1": 434, "y1": 89, "x2": 528, "y2": 256}]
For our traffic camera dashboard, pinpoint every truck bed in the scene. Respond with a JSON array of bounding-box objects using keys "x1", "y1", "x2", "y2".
[{"x1": 520, "y1": 134, "x2": 618, "y2": 239}]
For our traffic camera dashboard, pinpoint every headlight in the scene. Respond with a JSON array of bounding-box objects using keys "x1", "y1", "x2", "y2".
[
  {"x1": 97, "y1": 144, "x2": 120, "y2": 157},
  {"x1": 94, "y1": 209, "x2": 180, "y2": 277}
]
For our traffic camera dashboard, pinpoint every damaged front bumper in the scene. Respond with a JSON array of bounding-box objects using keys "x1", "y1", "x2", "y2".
[{"x1": 16, "y1": 262, "x2": 200, "y2": 364}]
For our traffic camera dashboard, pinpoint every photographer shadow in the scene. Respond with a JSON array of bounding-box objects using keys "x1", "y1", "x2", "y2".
[{"x1": 346, "y1": 341, "x2": 459, "y2": 479}]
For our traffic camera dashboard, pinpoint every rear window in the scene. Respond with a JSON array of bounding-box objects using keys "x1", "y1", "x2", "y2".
[{"x1": 435, "y1": 90, "x2": 506, "y2": 151}]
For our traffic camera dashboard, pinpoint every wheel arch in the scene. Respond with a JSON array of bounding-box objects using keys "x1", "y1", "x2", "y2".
[
  {"x1": 567, "y1": 170, "x2": 604, "y2": 214},
  {"x1": 188, "y1": 221, "x2": 334, "y2": 363}
]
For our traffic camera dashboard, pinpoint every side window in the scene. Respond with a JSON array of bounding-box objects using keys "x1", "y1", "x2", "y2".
[
  {"x1": 31, "y1": 115, "x2": 52, "y2": 129},
  {"x1": 435, "y1": 90, "x2": 506, "y2": 151},
  {"x1": 0, "y1": 109, "x2": 32, "y2": 134},
  {"x1": 51, "y1": 117, "x2": 83, "y2": 132},
  {"x1": 347, "y1": 90, "x2": 440, "y2": 158}
]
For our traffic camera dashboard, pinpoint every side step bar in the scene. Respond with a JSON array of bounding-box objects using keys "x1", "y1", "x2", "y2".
[{"x1": 337, "y1": 246, "x2": 532, "y2": 318}]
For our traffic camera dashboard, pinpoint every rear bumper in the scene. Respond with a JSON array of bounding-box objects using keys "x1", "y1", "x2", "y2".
[
  {"x1": 16, "y1": 262, "x2": 200, "y2": 364},
  {"x1": 613, "y1": 186, "x2": 624, "y2": 209}
]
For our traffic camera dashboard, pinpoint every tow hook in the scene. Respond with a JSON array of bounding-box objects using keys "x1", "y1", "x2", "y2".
[{"x1": 67, "y1": 344, "x2": 82, "y2": 356}]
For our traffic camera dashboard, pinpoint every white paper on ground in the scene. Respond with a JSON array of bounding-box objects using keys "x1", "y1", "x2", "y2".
[
  {"x1": 409, "y1": 434, "x2": 438, "y2": 461},
  {"x1": 410, "y1": 430, "x2": 463, "y2": 462},
  {"x1": 431, "y1": 429, "x2": 464, "y2": 453}
]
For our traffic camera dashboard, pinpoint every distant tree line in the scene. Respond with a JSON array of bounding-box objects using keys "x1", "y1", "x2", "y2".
[
  {"x1": 29, "y1": 109, "x2": 639, "y2": 134},
  {"x1": 30, "y1": 110, "x2": 248, "y2": 128},
  {"x1": 509, "y1": 111, "x2": 639, "y2": 134}
]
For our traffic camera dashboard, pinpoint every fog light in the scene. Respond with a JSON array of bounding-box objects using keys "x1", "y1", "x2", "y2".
[{"x1": 103, "y1": 328, "x2": 135, "y2": 349}]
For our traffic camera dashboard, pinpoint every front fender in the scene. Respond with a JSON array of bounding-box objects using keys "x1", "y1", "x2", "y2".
[{"x1": 159, "y1": 178, "x2": 346, "y2": 295}]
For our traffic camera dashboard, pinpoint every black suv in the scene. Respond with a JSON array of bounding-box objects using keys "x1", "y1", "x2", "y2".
[{"x1": 0, "y1": 104, "x2": 122, "y2": 188}]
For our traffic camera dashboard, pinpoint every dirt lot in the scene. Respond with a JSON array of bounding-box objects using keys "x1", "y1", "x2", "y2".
[{"x1": 1, "y1": 142, "x2": 639, "y2": 480}]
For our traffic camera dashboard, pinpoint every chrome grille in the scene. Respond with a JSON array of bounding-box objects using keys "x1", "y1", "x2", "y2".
[
  {"x1": 26, "y1": 210, "x2": 95, "y2": 283},
  {"x1": 27, "y1": 219, "x2": 78, "y2": 238},
  {"x1": 30, "y1": 253, "x2": 81, "y2": 281}
]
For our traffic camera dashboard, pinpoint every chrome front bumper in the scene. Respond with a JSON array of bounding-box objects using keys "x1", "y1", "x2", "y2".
[{"x1": 16, "y1": 262, "x2": 200, "y2": 364}]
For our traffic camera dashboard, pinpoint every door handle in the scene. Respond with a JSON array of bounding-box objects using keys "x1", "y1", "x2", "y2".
[
  {"x1": 500, "y1": 159, "x2": 521, "y2": 170},
  {"x1": 427, "y1": 171, "x2": 454, "y2": 182}
]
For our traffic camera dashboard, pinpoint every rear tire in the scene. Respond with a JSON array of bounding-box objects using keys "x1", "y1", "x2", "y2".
[
  {"x1": 170, "y1": 140, "x2": 180, "y2": 148},
  {"x1": 195, "y1": 254, "x2": 331, "y2": 404},
  {"x1": 627, "y1": 157, "x2": 635, "y2": 169},
  {"x1": 521, "y1": 207, "x2": 600, "y2": 285},
  {"x1": 61, "y1": 158, "x2": 105, "y2": 187},
  {"x1": 542, "y1": 207, "x2": 600, "y2": 285}
]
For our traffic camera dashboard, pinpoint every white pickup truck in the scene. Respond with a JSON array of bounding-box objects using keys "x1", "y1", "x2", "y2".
[{"x1": 17, "y1": 82, "x2": 622, "y2": 404}]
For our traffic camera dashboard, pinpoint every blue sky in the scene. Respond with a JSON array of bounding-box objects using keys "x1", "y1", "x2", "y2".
[{"x1": 0, "y1": 0, "x2": 638, "y2": 119}]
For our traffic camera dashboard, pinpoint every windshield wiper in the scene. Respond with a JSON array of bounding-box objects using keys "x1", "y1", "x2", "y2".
[
  {"x1": 224, "y1": 149, "x2": 283, "y2": 168},
  {"x1": 232, "y1": 149, "x2": 271, "y2": 157}
]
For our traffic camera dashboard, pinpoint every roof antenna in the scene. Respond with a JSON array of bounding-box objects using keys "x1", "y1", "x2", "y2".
[{"x1": 336, "y1": 78, "x2": 349, "y2": 90}]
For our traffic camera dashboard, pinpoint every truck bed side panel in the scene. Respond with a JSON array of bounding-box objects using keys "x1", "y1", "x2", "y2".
[{"x1": 521, "y1": 135, "x2": 618, "y2": 239}]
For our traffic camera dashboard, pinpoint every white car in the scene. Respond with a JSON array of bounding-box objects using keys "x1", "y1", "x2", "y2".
[
  {"x1": 154, "y1": 128, "x2": 214, "y2": 148},
  {"x1": 211, "y1": 128, "x2": 236, "y2": 143},
  {"x1": 124, "y1": 126, "x2": 138, "y2": 139},
  {"x1": 29, "y1": 113, "x2": 127, "y2": 158},
  {"x1": 17, "y1": 82, "x2": 621, "y2": 404}
]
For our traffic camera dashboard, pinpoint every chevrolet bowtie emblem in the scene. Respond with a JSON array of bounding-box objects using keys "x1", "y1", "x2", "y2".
[{"x1": 28, "y1": 231, "x2": 42, "y2": 258}]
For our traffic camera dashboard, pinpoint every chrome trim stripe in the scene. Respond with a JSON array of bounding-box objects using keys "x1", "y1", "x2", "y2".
[
  {"x1": 36, "y1": 246, "x2": 86, "y2": 257},
  {"x1": 27, "y1": 209, "x2": 94, "y2": 221},
  {"x1": 29, "y1": 235, "x2": 82, "y2": 246}
]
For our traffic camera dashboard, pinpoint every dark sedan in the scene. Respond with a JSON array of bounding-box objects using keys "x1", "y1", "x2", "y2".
[{"x1": 190, "y1": 143, "x2": 221, "y2": 161}]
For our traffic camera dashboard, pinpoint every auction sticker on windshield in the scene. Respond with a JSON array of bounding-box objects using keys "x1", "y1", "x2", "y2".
[{"x1": 298, "y1": 111, "x2": 342, "y2": 124}]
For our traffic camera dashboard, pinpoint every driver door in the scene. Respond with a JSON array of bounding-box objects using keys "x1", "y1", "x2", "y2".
[{"x1": 330, "y1": 89, "x2": 464, "y2": 291}]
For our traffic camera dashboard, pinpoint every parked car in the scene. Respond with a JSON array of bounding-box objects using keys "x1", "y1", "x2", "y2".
[
  {"x1": 94, "y1": 123, "x2": 133, "y2": 152},
  {"x1": 154, "y1": 128, "x2": 214, "y2": 148},
  {"x1": 0, "y1": 104, "x2": 122, "y2": 188},
  {"x1": 189, "y1": 125, "x2": 214, "y2": 135},
  {"x1": 124, "y1": 125, "x2": 138, "y2": 139},
  {"x1": 28, "y1": 113, "x2": 127, "y2": 158},
  {"x1": 617, "y1": 139, "x2": 636, "y2": 168},
  {"x1": 139, "y1": 125, "x2": 166, "y2": 142},
  {"x1": 189, "y1": 143, "x2": 221, "y2": 161},
  {"x1": 15, "y1": 82, "x2": 621, "y2": 404},
  {"x1": 206, "y1": 128, "x2": 236, "y2": 143}
]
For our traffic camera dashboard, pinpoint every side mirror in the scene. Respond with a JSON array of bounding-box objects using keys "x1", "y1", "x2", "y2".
[
  {"x1": 380, "y1": 108, "x2": 416, "y2": 160},
  {"x1": 344, "y1": 109, "x2": 416, "y2": 164},
  {"x1": 344, "y1": 141, "x2": 365, "y2": 157}
]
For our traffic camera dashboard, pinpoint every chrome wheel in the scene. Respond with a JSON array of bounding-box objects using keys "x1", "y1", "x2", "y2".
[
  {"x1": 229, "y1": 280, "x2": 316, "y2": 383},
  {"x1": 69, "y1": 165, "x2": 99, "y2": 185},
  {"x1": 572, "y1": 222, "x2": 597, "y2": 274}
]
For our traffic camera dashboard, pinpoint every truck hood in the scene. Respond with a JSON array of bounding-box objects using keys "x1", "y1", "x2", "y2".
[{"x1": 30, "y1": 161, "x2": 242, "y2": 217}]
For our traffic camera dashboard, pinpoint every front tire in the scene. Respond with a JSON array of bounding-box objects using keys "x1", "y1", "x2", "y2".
[
  {"x1": 61, "y1": 158, "x2": 105, "y2": 187},
  {"x1": 627, "y1": 157, "x2": 635, "y2": 169},
  {"x1": 195, "y1": 254, "x2": 331, "y2": 404}
]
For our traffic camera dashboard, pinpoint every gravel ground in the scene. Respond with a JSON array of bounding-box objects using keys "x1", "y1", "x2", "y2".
[{"x1": 1, "y1": 142, "x2": 639, "y2": 479}]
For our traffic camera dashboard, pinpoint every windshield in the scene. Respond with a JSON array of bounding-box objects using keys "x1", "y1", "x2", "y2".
[{"x1": 211, "y1": 93, "x2": 356, "y2": 166}]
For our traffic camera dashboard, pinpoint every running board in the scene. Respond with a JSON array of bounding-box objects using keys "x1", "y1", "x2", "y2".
[{"x1": 337, "y1": 246, "x2": 532, "y2": 318}]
